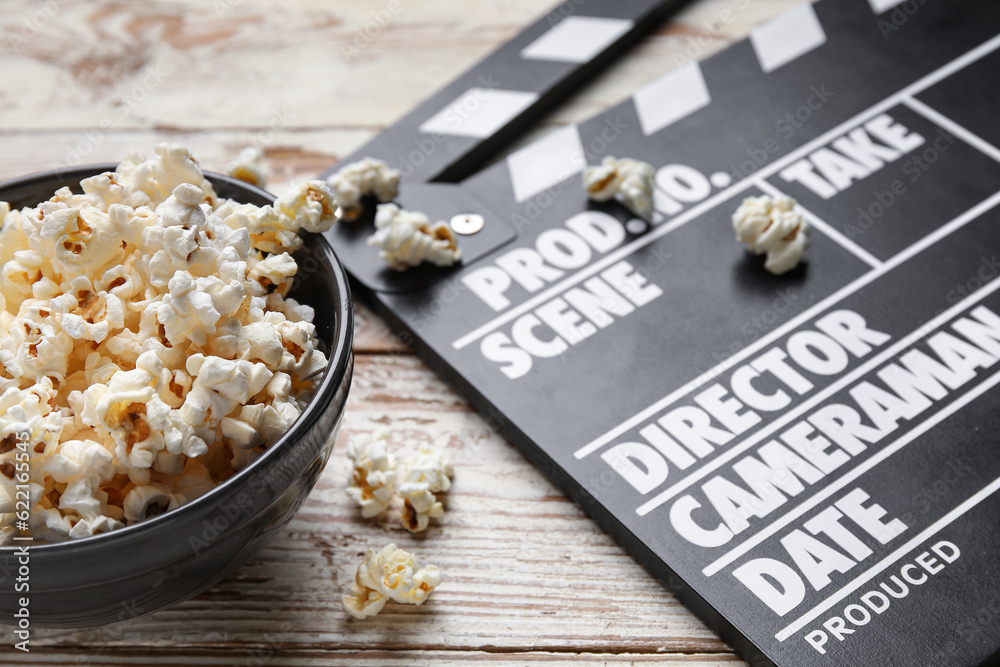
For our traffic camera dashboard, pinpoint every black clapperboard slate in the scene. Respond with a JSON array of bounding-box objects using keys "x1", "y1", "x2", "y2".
[{"x1": 321, "y1": 1, "x2": 1000, "y2": 664}]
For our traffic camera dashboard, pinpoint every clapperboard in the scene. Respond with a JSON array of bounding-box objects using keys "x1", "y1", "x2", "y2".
[{"x1": 321, "y1": 1, "x2": 1000, "y2": 664}]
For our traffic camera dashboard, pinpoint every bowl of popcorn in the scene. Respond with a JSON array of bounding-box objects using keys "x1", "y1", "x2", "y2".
[{"x1": 0, "y1": 144, "x2": 354, "y2": 627}]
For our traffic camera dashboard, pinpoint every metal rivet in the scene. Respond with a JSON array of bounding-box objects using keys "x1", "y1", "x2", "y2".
[{"x1": 450, "y1": 213, "x2": 485, "y2": 235}]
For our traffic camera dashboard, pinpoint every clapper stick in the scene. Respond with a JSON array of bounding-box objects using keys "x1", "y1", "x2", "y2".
[{"x1": 322, "y1": 0, "x2": 689, "y2": 186}]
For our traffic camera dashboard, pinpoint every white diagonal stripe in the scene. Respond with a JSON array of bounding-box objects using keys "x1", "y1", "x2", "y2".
[
  {"x1": 633, "y1": 61, "x2": 712, "y2": 136},
  {"x1": 750, "y1": 3, "x2": 827, "y2": 73},
  {"x1": 506, "y1": 124, "x2": 586, "y2": 203},
  {"x1": 521, "y1": 16, "x2": 633, "y2": 64},
  {"x1": 419, "y1": 88, "x2": 538, "y2": 139}
]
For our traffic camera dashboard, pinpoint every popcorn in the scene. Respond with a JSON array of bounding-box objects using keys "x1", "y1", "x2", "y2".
[
  {"x1": 216, "y1": 203, "x2": 301, "y2": 255},
  {"x1": 266, "y1": 293, "x2": 313, "y2": 324},
  {"x1": 1, "y1": 249, "x2": 45, "y2": 317},
  {"x1": 235, "y1": 403, "x2": 292, "y2": 449},
  {"x1": 367, "y1": 204, "x2": 461, "y2": 271},
  {"x1": 143, "y1": 185, "x2": 249, "y2": 287},
  {"x1": 158, "y1": 183, "x2": 208, "y2": 228},
  {"x1": 186, "y1": 353, "x2": 273, "y2": 408},
  {"x1": 60, "y1": 313, "x2": 110, "y2": 344},
  {"x1": 1, "y1": 304, "x2": 74, "y2": 383},
  {"x1": 22, "y1": 204, "x2": 128, "y2": 281},
  {"x1": 172, "y1": 460, "x2": 215, "y2": 503},
  {"x1": 123, "y1": 483, "x2": 180, "y2": 522},
  {"x1": 215, "y1": 180, "x2": 336, "y2": 255},
  {"x1": 0, "y1": 479, "x2": 19, "y2": 544},
  {"x1": 0, "y1": 384, "x2": 63, "y2": 458},
  {"x1": 247, "y1": 252, "x2": 297, "y2": 295},
  {"x1": 0, "y1": 143, "x2": 332, "y2": 544},
  {"x1": 341, "y1": 576, "x2": 388, "y2": 619},
  {"x1": 69, "y1": 514, "x2": 125, "y2": 540},
  {"x1": 273, "y1": 319, "x2": 328, "y2": 380},
  {"x1": 156, "y1": 272, "x2": 243, "y2": 347},
  {"x1": 272, "y1": 181, "x2": 338, "y2": 235},
  {"x1": 236, "y1": 321, "x2": 285, "y2": 367},
  {"x1": 116, "y1": 143, "x2": 217, "y2": 208},
  {"x1": 0, "y1": 201, "x2": 25, "y2": 269},
  {"x1": 226, "y1": 147, "x2": 269, "y2": 189},
  {"x1": 79, "y1": 172, "x2": 137, "y2": 211},
  {"x1": 345, "y1": 431, "x2": 397, "y2": 518},
  {"x1": 327, "y1": 157, "x2": 400, "y2": 219},
  {"x1": 583, "y1": 156, "x2": 656, "y2": 218},
  {"x1": 398, "y1": 444, "x2": 453, "y2": 533},
  {"x1": 342, "y1": 544, "x2": 441, "y2": 619},
  {"x1": 41, "y1": 439, "x2": 115, "y2": 484},
  {"x1": 33, "y1": 507, "x2": 76, "y2": 542},
  {"x1": 732, "y1": 195, "x2": 811, "y2": 275}
]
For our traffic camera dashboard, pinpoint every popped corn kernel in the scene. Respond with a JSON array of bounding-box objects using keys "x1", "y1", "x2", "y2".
[
  {"x1": 123, "y1": 482, "x2": 180, "y2": 522},
  {"x1": 367, "y1": 203, "x2": 461, "y2": 271},
  {"x1": 345, "y1": 431, "x2": 397, "y2": 518},
  {"x1": 1, "y1": 305, "x2": 74, "y2": 383},
  {"x1": 271, "y1": 180, "x2": 338, "y2": 234},
  {"x1": 732, "y1": 195, "x2": 811, "y2": 275},
  {"x1": 116, "y1": 143, "x2": 217, "y2": 208},
  {"x1": 247, "y1": 252, "x2": 297, "y2": 296},
  {"x1": 398, "y1": 444, "x2": 453, "y2": 533},
  {"x1": 156, "y1": 272, "x2": 244, "y2": 347},
  {"x1": 342, "y1": 544, "x2": 441, "y2": 619},
  {"x1": 1, "y1": 249, "x2": 45, "y2": 312},
  {"x1": 327, "y1": 157, "x2": 399, "y2": 219},
  {"x1": 342, "y1": 579, "x2": 388, "y2": 620},
  {"x1": 226, "y1": 147, "x2": 269, "y2": 189},
  {"x1": 217, "y1": 203, "x2": 302, "y2": 255},
  {"x1": 0, "y1": 143, "x2": 332, "y2": 544},
  {"x1": 69, "y1": 514, "x2": 125, "y2": 540},
  {"x1": 583, "y1": 156, "x2": 656, "y2": 219},
  {"x1": 215, "y1": 180, "x2": 336, "y2": 255}
]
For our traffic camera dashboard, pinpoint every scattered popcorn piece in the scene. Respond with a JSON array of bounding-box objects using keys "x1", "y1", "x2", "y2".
[
  {"x1": 367, "y1": 204, "x2": 461, "y2": 271},
  {"x1": 732, "y1": 195, "x2": 811, "y2": 275},
  {"x1": 583, "y1": 156, "x2": 656, "y2": 218},
  {"x1": 398, "y1": 444, "x2": 453, "y2": 533},
  {"x1": 0, "y1": 143, "x2": 331, "y2": 544},
  {"x1": 342, "y1": 544, "x2": 441, "y2": 620},
  {"x1": 342, "y1": 577, "x2": 388, "y2": 619},
  {"x1": 345, "y1": 431, "x2": 397, "y2": 518},
  {"x1": 226, "y1": 147, "x2": 269, "y2": 189},
  {"x1": 327, "y1": 157, "x2": 400, "y2": 218}
]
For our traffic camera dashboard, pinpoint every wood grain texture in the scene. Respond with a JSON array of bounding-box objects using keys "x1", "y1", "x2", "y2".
[
  {"x1": 353, "y1": 302, "x2": 412, "y2": 354},
  {"x1": 0, "y1": 0, "x2": 804, "y2": 663},
  {"x1": 0, "y1": 0, "x2": 795, "y2": 131}
]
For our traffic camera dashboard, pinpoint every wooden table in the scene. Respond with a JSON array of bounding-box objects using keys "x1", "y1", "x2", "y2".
[{"x1": 0, "y1": 1, "x2": 801, "y2": 663}]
